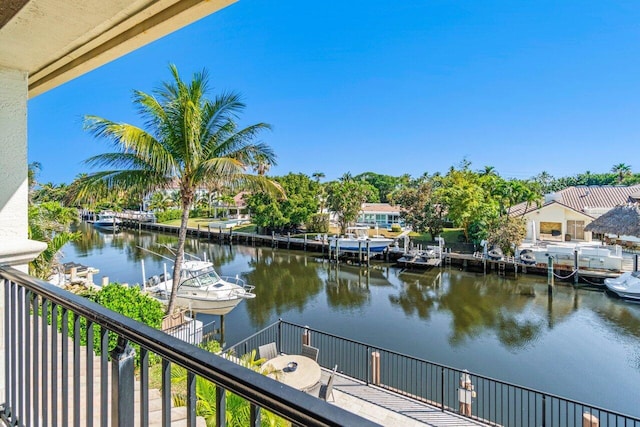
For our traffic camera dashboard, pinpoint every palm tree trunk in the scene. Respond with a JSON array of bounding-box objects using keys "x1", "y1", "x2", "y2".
[{"x1": 166, "y1": 195, "x2": 192, "y2": 314}]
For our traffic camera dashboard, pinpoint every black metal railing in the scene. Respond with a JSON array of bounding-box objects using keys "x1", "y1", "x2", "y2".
[
  {"x1": 0, "y1": 266, "x2": 377, "y2": 427},
  {"x1": 227, "y1": 319, "x2": 640, "y2": 427}
]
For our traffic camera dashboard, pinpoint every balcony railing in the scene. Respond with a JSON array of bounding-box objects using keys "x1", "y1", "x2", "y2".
[
  {"x1": 227, "y1": 320, "x2": 640, "y2": 427},
  {"x1": 0, "y1": 266, "x2": 377, "y2": 427}
]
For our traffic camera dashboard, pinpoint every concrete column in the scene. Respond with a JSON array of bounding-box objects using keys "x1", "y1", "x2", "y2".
[{"x1": 0, "y1": 67, "x2": 47, "y2": 404}]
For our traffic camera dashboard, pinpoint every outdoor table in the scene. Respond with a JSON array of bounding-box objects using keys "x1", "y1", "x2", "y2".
[{"x1": 263, "y1": 354, "x2": 322, "y2": 391}]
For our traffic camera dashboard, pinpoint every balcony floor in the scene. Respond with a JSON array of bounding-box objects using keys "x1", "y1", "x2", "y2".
[{"x1": 329, "y1": 371, "x2": 487, "y2": 426}]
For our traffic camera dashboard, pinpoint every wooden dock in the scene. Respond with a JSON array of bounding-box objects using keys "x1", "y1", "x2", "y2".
[
  {"x1": 108, "y1": 217, "x2": 628, "y2": 285},
  {"x1": 442, "y1": 252, "x2": 619, "y2": 284}
]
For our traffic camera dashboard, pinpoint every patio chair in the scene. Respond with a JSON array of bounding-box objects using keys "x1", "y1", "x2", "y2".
[
  {"x1": 320, "y1": 364, "x2": 338, "y2": 402},
  {"x1": 305, "y1": 381, "x2": 322, "y2": 398},
  {"x1": 258, "y1": 342, "x2": 278, "y2": 361},
  {"x1": 301, "y1": 344, "x2": 319, "y2": 361}
]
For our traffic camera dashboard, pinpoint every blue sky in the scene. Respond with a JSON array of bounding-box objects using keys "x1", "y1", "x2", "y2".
[{"x1": 28, "y1": 0, "x2": 640, "y2": 184}]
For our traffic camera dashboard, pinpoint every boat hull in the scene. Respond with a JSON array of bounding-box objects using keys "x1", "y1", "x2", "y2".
[
  {"x1": 175, "y1": 294, "x2": 254, "y2": 315},
  {"x1": 93, "y1": 223, "x2": 120, "y2": 230},
  {"x1": 604, "y1": 272, "x2": 640, "y2": 300},
  {"x1": 329, "y1": 239, "x2": 393, "y2": 253}
]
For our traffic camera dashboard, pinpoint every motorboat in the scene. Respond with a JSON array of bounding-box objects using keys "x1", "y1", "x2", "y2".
[
  {"x1": 516, "y1": 243, "x2": 624, "y2": 271},
  {"x1": 518, "y1": 249, "x2": 537, "y2": 265},
  {"x1": 329, "y1": 226, "x2": 394, "y2": 254},
  {"x1": 144, "y1": 259, "x2": 255, "y2": 315},
  {"x1": 604, "y1": 271, "x2": 640, "y2": 300},
  {"x1": 92, "y1": 212, "x2": 122, "y2": 231},
  {"x1": 487, "y1": 245, "x2": 504, "y2": 261}
]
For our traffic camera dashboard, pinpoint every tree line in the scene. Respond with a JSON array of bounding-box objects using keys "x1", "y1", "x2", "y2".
[{"x1": 28, "y1": 65, "x2": 638, "y2": 309}]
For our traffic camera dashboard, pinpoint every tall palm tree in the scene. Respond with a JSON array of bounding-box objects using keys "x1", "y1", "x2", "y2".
[
  {"x1": 611, "y1": 163, "x2": 632, "y2": 184},
  {"x1": 252, "y1": 152, "x2": 275, "y2": 176},
  {"x1": 79, "y1": 65, "x2": 278, "y2": 314}
]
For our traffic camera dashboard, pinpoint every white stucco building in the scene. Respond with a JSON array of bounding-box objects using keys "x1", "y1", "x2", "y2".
[
  {"x1": 357, "y1": 203, "x2": 403, "y2": 228},
  {"x1": 510, "y1": 185, "x2": 640, "y2": 243}
]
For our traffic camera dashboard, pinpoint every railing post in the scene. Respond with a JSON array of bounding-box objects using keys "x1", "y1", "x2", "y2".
[
  {"x1": 302, "y1": 326, "x2": 310, "y2": 346},
  {"x1": 366, "y1": 346, "x2": 370, "y2": 385},
  {"x1": 441, "y1": 367, "x2": 445, "y2": 412},
  {"x1": 542, "y1": 394, "x2": 546, "y2": 427},
  {"x1": 187, "y1": 372, "x2": 196, "y2": 427},
  {"x1": 216, "y1": 386, "x2": 226, "y2": 427},
  {"x1": 110, "y1": 337, "x2": 135, "y2": 427},
  {"x1": 250, "y1": 404, "x2": 261, "y2": 427},
  {"x1": 277, "y1": 320, "x2": 282, "y2": 354},
  {"x1": 370, "y1": 351, "x2": 380, "y2": 386}
]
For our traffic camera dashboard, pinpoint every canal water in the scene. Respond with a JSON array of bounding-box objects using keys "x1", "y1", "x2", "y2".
[{"x1": 62, "y1": 224, "x2": 640, "y2": 417}]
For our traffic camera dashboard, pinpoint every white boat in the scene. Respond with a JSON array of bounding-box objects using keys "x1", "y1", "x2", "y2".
[
  {"x1": 144, "y1": 260, "x2": 255, "y2": 315},
  {"x1": 92, "y1": 212, "x2": 122, "y2": 230},
  {"x1": 604, "y1": 271, "x2": 640, "y2": 300},
  {"x1": 517, "y1": 243, "x2": 624, "y2": 271},
  {"x1": 329, "y1": 226, "x2": 394, "y2": 254}
]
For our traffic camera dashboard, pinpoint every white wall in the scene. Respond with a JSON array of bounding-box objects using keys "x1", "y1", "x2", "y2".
[
  {"x1": 0, "y1": 67, "x2": 29, "y2": 239},
  {"x1": 523, "y1": 203, "x2": 593, "y2": 242},
  {"x1": 0, "y1": 66, "x2": 47, "y2": 404}
]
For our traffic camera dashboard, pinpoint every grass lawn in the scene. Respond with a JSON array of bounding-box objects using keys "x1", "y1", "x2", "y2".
[{"x1": 409, "y1": 228, "x2": 465, "y2": 244}]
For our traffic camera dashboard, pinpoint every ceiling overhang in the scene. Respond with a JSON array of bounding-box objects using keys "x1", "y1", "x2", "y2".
[{"x1": 0, "y1": 0, "x2": 236, "y2": 98}]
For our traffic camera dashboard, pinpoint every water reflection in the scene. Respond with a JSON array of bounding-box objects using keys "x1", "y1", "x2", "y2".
[
  {"x1": 243, "y1": 248, "x2": 323, "y2": 328},
  {"x1": 59, "y1": 226, "x2": 640, "y2": 416},
  {"x1": 324, "y1": 264, "x2": 373, "y2": 308}
]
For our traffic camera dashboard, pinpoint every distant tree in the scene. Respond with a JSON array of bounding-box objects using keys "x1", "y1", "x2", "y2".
[
  {"x1": 478, "y1": 165, "x2": 497, "y2": 177},
  {"x1": 245, "y1": 173, "x2": 319, "y2": 233},
  {"x1": 354, "y1": 172, "x2": 405, "y2": 203},
  {"x1": 252, "y1": 152, "x2": 276, "y2": 176},
  {"x1": 326, "y1": 176, "x2": 372, "y2": 234},
  {"x1": 28, "y1": 201, "x2": 79, "y2": 279},
  {"x1": 485, "y1": 216, "x2": 527, "y2": 256},
  {"x1": 391, "y1": 177, "x2": 444, "y2": 238},
  {"x1": 436, "y1": 166, "x2": 495, "y2": 242},
  {"x1": 533, "y1": 171, "x2": 555, "y2": 194},
  {"x1": 611, "y1": 163, "x2": 632, "y2": 184}
]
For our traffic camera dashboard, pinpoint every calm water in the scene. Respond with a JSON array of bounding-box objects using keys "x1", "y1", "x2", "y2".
[{"x1": 63, "y1": 224, "x2": 640, "y2": 417}]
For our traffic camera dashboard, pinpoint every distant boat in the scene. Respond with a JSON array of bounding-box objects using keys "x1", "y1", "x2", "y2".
[
  {"x1": 604, "y1": 271, "x2": 640, "y2": 300},
  {"x1": 329, "y1": 226, "x2": 394, "y2": 254},
  {"x1": 144, "y1": 259, "x2": 256, "y2": 315},
  {"x1": 92, "y1": 212, "x2": 122, "y2": 231}
]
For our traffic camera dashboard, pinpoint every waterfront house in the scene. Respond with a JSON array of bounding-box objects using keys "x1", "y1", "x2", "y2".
[
  {"x1": 357, "y1": 203, "x2": 403, "y2": 229},
  {"x1": 509, "y1": 185, "x2": 640, "y2": 243}
]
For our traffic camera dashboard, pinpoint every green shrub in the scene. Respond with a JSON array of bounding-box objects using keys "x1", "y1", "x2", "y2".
[
  {"x1": 156, "y1": 208, "x2": 182, "y2": 223},
  {"x1": 88, "y1": 283, "x2": 165, "y2": 366},
  {"x1": 390, "y1": 223, "x2": 402, "y2": 232},
  {"x1": 189, "y1": 207, "x2": 209, "y2": 218},
  {"x1": 306, "y1": 213, "x2": 329, "y2": 233}
]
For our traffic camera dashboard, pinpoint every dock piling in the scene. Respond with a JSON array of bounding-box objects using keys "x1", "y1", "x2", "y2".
[
  {"x1": 547, "y1": 257, "x2": 554, "y2": 294},
  {"x1": 574, "y1": 249, "x2": 579, "y2": 285}
]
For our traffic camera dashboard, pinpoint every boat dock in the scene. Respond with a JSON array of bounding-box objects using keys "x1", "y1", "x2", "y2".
[
  {"x1": 441, "y1": 251, "x2": 622, "y2": 285},
  {"x1": 107, "y1": 217, "x2": 638, "y2": 284}
]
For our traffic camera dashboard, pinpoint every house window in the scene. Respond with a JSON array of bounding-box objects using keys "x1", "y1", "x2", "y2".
[
  {"x1": 566, "y1": 220, "x2": 585, "y2": 240},
  {"x1": 540, "y1": 222, "x2": 562, "y2": 240}
]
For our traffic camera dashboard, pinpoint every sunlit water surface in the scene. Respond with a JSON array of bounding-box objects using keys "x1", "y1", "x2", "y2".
[{"x1": 61, "y1": 224, "x2": 640, "y2": 417}]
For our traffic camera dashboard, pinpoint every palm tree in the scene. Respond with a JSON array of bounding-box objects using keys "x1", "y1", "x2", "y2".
[
  {"x1": 79, "y1": 65, "x2": 278, "y2": 314},
  {"x1": 479, "y1": 165, "x2": 497, "y2": 176},
  {"x1": 252, "y1": 152, "x2": 275, "y2": 176},
  {"x1": 611, "y1": 163, "x2": 632, "y2": 184}
]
